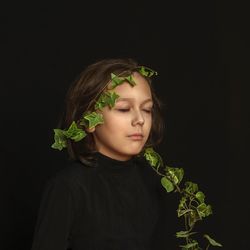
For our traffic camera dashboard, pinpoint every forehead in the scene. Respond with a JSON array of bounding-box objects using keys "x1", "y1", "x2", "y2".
[{"x1": 112, "y1": 72, "x2": 152, "y2": 100}]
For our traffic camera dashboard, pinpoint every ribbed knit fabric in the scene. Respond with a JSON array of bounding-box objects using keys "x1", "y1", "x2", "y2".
[{"x1": 31, "y1": 152, "x2": 178, "y2": 250}]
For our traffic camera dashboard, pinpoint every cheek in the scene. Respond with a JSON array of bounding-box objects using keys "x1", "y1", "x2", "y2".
[
  {"x1": 144, "y1": 117, "x2": 152, "y2": 140},
  {"x1": 145, "y1": 114, "x2": 152, "y2": 129},
  {"x1": 104, "y1": 112, "x2": 129, "y2": 127},
  {"x1": 96, "y1": 115, "x2": 126, "y2": 135}
]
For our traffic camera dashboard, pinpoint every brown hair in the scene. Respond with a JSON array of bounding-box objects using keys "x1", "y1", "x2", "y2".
[{"x1": 58, "y1": 58, "x2": 165, "y2": 163}]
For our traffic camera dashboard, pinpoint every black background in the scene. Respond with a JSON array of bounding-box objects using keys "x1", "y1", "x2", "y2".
[{"x1": 1, "y1": 1, "x2": 249, "y2": 249}]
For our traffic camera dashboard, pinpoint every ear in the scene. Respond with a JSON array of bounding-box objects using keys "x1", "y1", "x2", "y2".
[{"x1": 86, "y1": 126, "x2": 95, "y2": 133}]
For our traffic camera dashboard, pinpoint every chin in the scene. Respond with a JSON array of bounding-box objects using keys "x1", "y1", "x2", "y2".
[{"x1": 126, "y1": 146, "x2": 144, "y2": 156}]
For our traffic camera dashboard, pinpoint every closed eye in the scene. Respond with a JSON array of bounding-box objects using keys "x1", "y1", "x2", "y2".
[
  {"x1": 143, "y1": 109, "x2": 152, "y2": 113},
  {"x1": 142, "y1": 106, "x2": 153, "y2": 112},
  {"x1": 117, "y1": 108, "x2": 130, "y2": 112},
  {"x1": 117, "y1": 108, "x2": 152, "y2": 113}
]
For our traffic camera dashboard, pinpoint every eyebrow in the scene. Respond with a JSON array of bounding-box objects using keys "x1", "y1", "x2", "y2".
[{"x1": 116, "y1": 98, "x2": 153, "y2": 104}]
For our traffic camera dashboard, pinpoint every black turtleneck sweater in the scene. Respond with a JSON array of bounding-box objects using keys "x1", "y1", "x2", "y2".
[{"x1": 31, "y1": 152, "x2": 179, "y2": 250}]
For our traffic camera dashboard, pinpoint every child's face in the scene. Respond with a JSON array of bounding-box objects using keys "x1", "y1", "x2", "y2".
[{"x1": 92, "y1": 72, "x2": 153, "y2": 161}]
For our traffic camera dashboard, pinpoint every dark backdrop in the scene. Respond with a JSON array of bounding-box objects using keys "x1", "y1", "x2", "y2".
[{"x1": 1, "y1": 1, "x2": 249, "y2": 249}]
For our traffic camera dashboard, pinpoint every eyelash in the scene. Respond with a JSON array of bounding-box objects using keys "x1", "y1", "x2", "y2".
[
  {"x1": 117, "y1": 108, "x2": 152, "y2": 113},
  {"x1": 117, "y1": 109, "x2": 129, "y2": 112}
]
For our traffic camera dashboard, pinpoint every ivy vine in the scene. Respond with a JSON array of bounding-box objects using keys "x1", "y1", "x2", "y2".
[
  {"x1": 143, "y1": 147, "x2": 223, "y2": 249},
  {"x1": 50, "y1": 66, "x2": 222, "y2": 249},
  {"x1": 51, "y1": 66, "x2": 157, "y2": 150}
]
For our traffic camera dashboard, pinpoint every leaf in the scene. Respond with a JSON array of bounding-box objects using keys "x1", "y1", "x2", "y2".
[
  {"x1": 125, "y1": 75, "x2": 136, "y2": 86},
  {"x1": 197, "y1": 203, "x2": 213, "y2": 218},
  {"x1": 205, "y1": 204, "x2": 213, "y2": 216},
  {"x1": 138, "y1": 66, "x2": 158, "y2": 77},
  {"x1": 166, "y1": 167, "x2": 184, "y2": 185},
  {"x1": 188, "y1": 210, "x2": 201, "y2": 227},
  {"x1": 64, "y1": 121, "x2": 87, "y2": 142},
  {"x1": 110, "y1": 73, "x2": 136, "y2": 88},
  {"x1": 178, "y1": 197, "x2": 193, "y2": 217},
  {"x1": 195, "y1": 191, "x2": 205, "y2": 203},
  {"x1": 178, "y1": 208, "x2": 195, "y2": 218},
  {"x1": 178, "y1": 196, "x2": 187, "y2": 210},
  {"x1": 95, "y1": 93, "x2": 106, "y2": 110},
  {"x1": 144, "y1": 147, "x2": 163, "y2": 170},
  {"x1": 204, "y1": 234, "x2": 223, "y2": 247},
  {"x1": 95, "y1": 91, "x2": 120, "y2": 110},
  {"x1": 106, "y1": 92, "x2": 120, "y2": 107},
  {"x1": 83, "y1": 112, "x2": 104, "y2": 129},
  {"x1": 176, "y1": 230, "x2": 197, "y2": 238},
  {"x1": 51, "y1": 122, "x2": 87, "y2": 150},
  {"x1": 180, "y1": 240, "x2": 198, "y2": 249},
  {"x1": 79, "y1": 113, "x2": 89, "y2": 127},
  {"x1": 185, "y1": 181, "x2": 199, "y2": 194},
  {"x1": 110, "y1": 73, "x2": 125, "y2": 88},
  {"x1": 51, "y1": 129, "x2": 67, "y2": 150},
  {"x1": 95, "y1": 99, "x2": 105, "y2": 110},
  {"x1": 161, "y1": 176, "x2": 174, "y2": 192}
]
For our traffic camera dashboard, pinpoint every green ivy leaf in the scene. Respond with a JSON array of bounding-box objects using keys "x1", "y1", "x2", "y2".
[
  {"x1": 176, "y1": 230, "x2": 197, "y2": 238},
  {"x1": 106, "y1": 92, "x2": 120, "y2": 107},
  {"x1": 138, "y1": 66, "x2": 158, "y2": 77},
  {"x1": 205, "y1": 204, "x2": 213, "y2": 216},
  {"x1": 185, "y1": 181, "x2": 199, "y2": 194},
  {"x1": 177, "y1": 197, "x2": 191, "y2": 217},
  {"x1": 110, "y1": 73, "x2": 135, "y2": 88},
  {"x1": 195, "y1": 191, "x2": 205, "y2": 203},
  {"x1": 204, "y1": 234, "x2": 223, "y2": 247},
  {"x1": 64, "y1": 121, "x2": 86, "y2": 142},
  {"x1": 125, "y1": 75, "x2": 136, "y2": 86},
  {"x1": 51, "y1": 122, "x2": 86, "y2": 150},
  {"x1": 95, "y1": 91, "x2": 120, "y2": 110},
  {"x1": 144, "y1": 147, "x2": 163, "y2": 170},
  {"x1": 51, "y1": 129, "x2": 67, "y2": 150},
  {"x1": 180, "y1": 240, "x2": 199, "y2": 249},
  {"x1": 166, "y1": 167, "x2": 184, "y2": 185},
  {"x1": 161, "y1": 176, "x2": 174, "y2": 192},
  {"x1": 189, "y1": 209, "x2": 201, "y2": 228},
  {"x1": 83, "y1": 112, "x2": 104, "y2": 129},
  {"x1": 197, "y1": 203, "x2": 207, "y2": 218},
  {"x1": 197, "y1": 203, "x2": 213, "y2": 218},
  {"x1": 177, "y1": 208, "x2": 194, "y2": 218},
  {"x1": 110, "y1": 73, "x2": 126, "y2": 88},
  {"x1": 179, "y1": 196, "x2": 187, "y2": 209},
  {"x1": 79, "y1": 113, "x2": 89, "y2": 127},
  {"x1": 178, "y1": 196, "x2": 187, "y2": 210}
]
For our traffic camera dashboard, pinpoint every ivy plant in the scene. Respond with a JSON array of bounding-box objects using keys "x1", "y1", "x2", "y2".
[
  {"x1": 50, "y1": 66, "x2": 223, "y2": 249},
  {"x1": 51, "y1": 66, "x2": 157, "y2": 150},
  {"x1": 143, "y1": 147, "x2": 223, "y2": 250}
]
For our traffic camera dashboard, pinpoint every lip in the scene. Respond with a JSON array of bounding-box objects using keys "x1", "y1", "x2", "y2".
[{"x1": 128, "y1": 133, "x2": 144, "y2": 140}]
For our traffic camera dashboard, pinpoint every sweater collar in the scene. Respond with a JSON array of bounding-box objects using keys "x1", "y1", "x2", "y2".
[{"x1": 93, "y1": 152, "x2": 136, "y2": 170}]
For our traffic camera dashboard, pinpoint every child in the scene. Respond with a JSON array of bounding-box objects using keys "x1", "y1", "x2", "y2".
[{"x1": 31, "y1": 58, "x2": 174, "y2": 250}]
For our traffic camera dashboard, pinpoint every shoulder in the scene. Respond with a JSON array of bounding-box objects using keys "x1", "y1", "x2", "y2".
[
  {"x1": 45, "y1": 160, "x2": 97, "y2": 193},
  {"x1": 135, "y1": 156, "x2": 159, "y2": 176},
  {"x1": 134, "y1": 156, "x2": 162, "y2": 187}
]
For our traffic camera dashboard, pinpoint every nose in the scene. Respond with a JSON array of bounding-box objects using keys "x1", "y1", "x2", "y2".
[{"x1": 131, "y1": 109, "x2": 145, "y2": 126}]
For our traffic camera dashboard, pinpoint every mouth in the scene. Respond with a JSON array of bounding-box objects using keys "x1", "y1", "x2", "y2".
[{"x1": 128, "y1": 133, "x2": 144, "y2": 141}]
